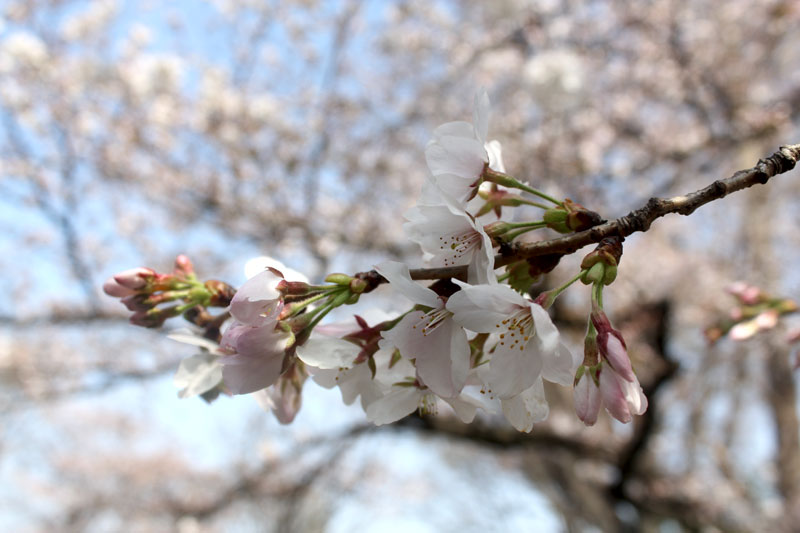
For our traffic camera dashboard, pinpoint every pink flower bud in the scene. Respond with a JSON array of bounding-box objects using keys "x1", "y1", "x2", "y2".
[
  {"x1": 174, "y1": 254, "x2": 194, "y2": 276},
  {"x1": 574, "y1": 370, "x2": 601, "y2": 426},
  {"x1": 121, "y1": 294, "x2": 154, "y2": 312},
  {"x1": 591, "y1": 309, "x2": 635, "y2": 382},
  {"x1": 755, "y1": 309, "x2": 779, "y2": 330},
  {"x1": 598, "y1": 366, "x2": 632, "y2": 423},
  {"x1": 113, "y1": 267, "x2": 155, "y2": 290},
  {"x1": 729, "y1": 319, "x2": 759, "y2": 340},
  {"x1": 130, "y1": 309, "x2": 168, "y2": 328},
  {"x1": 103, "y1": 276, "x2": 136, "y2": 297}
]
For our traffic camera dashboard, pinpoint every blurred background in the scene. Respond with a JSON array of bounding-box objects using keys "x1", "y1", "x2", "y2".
[{"x1": 2, "y1": 0, "x2": 800, "y2": 531}]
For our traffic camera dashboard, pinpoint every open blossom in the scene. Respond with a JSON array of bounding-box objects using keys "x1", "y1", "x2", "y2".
[
  {"x1": 219, "y1": 266, "x2": 294, "y2": 395},
  {"x1": 220, "y1": 318, "x2": 292, "y2": 394},
  {"x1": 424, "y1": 90, "x2": 504, "y2": 205},
  {"x1": 403, "y1": 199, "x2": 496, "y2": 285},
  {"x1": 447, "y1": 282, "x2": 575, "y2": 399},
  {"x1": 375, "y1": 261, "x2": 470, "y2": 399},
  {"x1": 229, "y1": 267, "x2": 285, "y2": 325},
  {"x1": 168, "y1": 328, "x2": 226, "y2": 399}
]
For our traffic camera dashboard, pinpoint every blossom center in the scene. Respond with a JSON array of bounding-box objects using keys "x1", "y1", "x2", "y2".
[
  {"x1": 413, "y1": 306, "x2": 452, "y2": 336},
  {"x1": 496, "y1": 307, "x2": 534, "y2": 351},
  {"x1": 438, "y1": 228, "x2": 482, "y2": 267}
]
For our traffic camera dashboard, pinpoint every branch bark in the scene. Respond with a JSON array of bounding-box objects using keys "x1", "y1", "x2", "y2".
[{"x1": 399, "y1": 143, "x2": 800, "y2": 281}]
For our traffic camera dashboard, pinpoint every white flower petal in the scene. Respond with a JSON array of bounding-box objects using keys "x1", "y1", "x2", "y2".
[
  {"x1": 375, "y1": 261, "x2": 439, "y2": 308},
  {"x1": 432, "y1": 120, "x2": 474, "y2": 140},
  {"x1": 366, "y1": 388, "x2": 421, "y2": 425},
  {"x1": 487, "y1": 336, "x2": 544, "y2": 399},
  {"x1": 541, "y1": 342, "x2": 577, "y2": 386},
  {"x1": 501, "y1": 379, "x2": 549, "y2": 432},
  {"x1": 485, "y1": 140, "x2": 505, "y2": 173},
  {"x1": 447, "y1": 283, "x2": 525, "y2": 333},
  {"x1": 529, "y1": 303, "x2": 560, "y2": 353},
  {"x1": 173, "y1": 352, "x2": 223, "y2": 398},
  {"x1": 425, "y1": 134, "x2": 486, "y2": 178},
  {"x1": 296, "y1": 337, "x2": 360, "y2": 369}
]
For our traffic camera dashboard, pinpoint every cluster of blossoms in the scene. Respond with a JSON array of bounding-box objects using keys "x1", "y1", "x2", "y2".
[
  {"x1": 105, "y1": 92, "x2": 649, "y2": 430},
  {"x1": 705, "y1": 281, "x2": 798, "y2": 344}
]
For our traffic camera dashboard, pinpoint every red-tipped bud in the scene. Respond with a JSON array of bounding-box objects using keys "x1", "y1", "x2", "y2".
[
  {"x1": 174, "y1": 254, "x2": 195, "y2": 277},
  {"x1": 113, "y1": 267, "x2": 156, "y2": 290}
]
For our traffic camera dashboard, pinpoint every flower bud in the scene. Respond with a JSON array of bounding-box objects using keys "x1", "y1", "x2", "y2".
[
  {"x1": 574, "y1": 367, "x2": 601, "y2": 426},
  {"x1": 174, "y1": 254, "x2": 195, "y2": 277},
  {"x1": 483, "y1": 221, "x2": 513, "y2": 240},
  {"x1": 103, "y1": 276, "x2": 137, "y2": 297},
  {"x1": 121, "y1": 293, "x2": 155, "y2": 312},
  {"x1": 205, "y1": 280, "x2": 237, "y2": 307},
  {"x1": 130, "y1": 306, "x2": 180, "y2": 328},
  {"x1": 591, "y1": 309, "x2": 635, "y2": 382},
  {"x1": 325, "y1": 273, "x2": 353, "y2": 285},
  {"x1": 543, "y1": 208, "x2": 570, "y2": 234},
  {"x1": 349, "y1": 277, "x2": 368, "y2": 294},
  {"x1": 113, "y1": 267, "x2": 156, "y2": 290}
]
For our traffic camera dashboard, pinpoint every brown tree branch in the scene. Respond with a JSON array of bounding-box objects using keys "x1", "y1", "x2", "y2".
[{"x1": 396, "y1": 143, "x2": 800, "y2": 282}]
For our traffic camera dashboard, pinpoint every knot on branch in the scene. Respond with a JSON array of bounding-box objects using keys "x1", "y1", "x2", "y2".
[{"x1": 776, "y1": 144, "x2": 800, "y2": 173}]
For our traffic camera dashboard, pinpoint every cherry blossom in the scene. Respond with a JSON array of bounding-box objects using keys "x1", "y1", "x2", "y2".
[
  {"x1": 403, "y1": 200, "x2": 496, "y2": 285},
  {"x1": 446, "y1": 282, "x2": 573, "y2": 399},
  {"x1": 219, "y1": 318, "x2": 293, "y2": 395},
  {"x1": 375, "y1": 261, "x2": 470, "y2": 399},
  {"x1": 424, "y1": 90, "x2": 504, "y2": 205}
]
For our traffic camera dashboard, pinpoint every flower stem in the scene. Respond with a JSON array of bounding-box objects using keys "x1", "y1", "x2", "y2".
[
  {"x1": 503, "y1": 222, "x2": 549, "y2": 241},
  {"x1": 536, "y1": 270, "x2": 587, "y2": 309},
  {"x1": 483, "y1": 168, "x2": 563, "y2": 206}
]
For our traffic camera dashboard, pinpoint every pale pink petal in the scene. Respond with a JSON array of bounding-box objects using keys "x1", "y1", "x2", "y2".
[
  {"x1": 598, "y1": 367, "x2": 632, "y2": 423},
  {"x1": 574, "y1": 372, "x2": 601, "y2": 426},
  {"x1": 487, "y1": 337, "x2": 544, "y2": 399},
  {"x1": 230, "y1": 269, "x2": 284, "y2": 324},
  {"x1": 755, "y1": 309, "x2": 779, "y2": 330},
  {"x1": 296, "y1": 337, "x2": 360, "y2": 369},
  {"x1": 222, "y1": 353, "x2": 284, "y2": 395},
  {"x1": 103, "y1": 277, "x2": 136, "y2": 297},
  {"x1": 443, "y1": 394, "x2": 483, "y2": 423},
  {"x1": 620, "y1": 375, "x2": 648, "y2": 416},
  {"x1": 485, "y1": 140, "x2": 505, "y2": 172},
  {"x1": 447, "y1": 284, "x2": 526, "y2": 333},
  {"x1": 113, "y1": 267, "x2": 154, "y2": 289},
  {"x1": 541, "y1": 343, "x2": 577, "y2": 386},
  {"x1": 529, "y1": 303, "x2": 559, "y2": 353},
  {"x1": 365, "y1": 388, "x2": 421, "y2": 425},
  {"x1": 432, "y1": 120, "x2": 474, "y2": 139},
  {"x1": 729, "y1": 319, "x2": 759, "y2": 340},
  {"x1": 381, "y1": 311, "x2": 467, "y2": 398},
  {"x1": 425, "y1": 135, "x2": 486, "y2": 178},
  {"x1": 601, "y1": 332, "x2": 635, "y2": 382},
  {"x1": 501, "y1": 379, "x2": 549, "y2": 432},
  {"x1": 374, "y1": 261, "x2": 440, "y2": 308}
]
